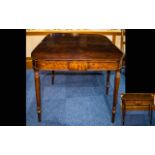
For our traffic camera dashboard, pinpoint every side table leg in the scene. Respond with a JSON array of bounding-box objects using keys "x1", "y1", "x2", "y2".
[
  {"x1": 149, "y1": 104, "x2": 153, "y2": 125},
  {"x1": 112, "y1": 70, "x2": 120, "y2": 123},
  {"x1": 51, "y1": 71, "x2": 55, "y2": 85},
  {"x1": 106, "y1": 71, "x2": 111, "y2": 95},
  {"x1": 34, "y1": 70, "x2": 41, "y2": 122},
  {"x1": 122, "y1": 101, "x2": 126, "y2": 125}
]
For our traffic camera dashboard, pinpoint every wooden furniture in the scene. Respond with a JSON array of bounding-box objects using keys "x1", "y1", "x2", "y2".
[
  {"x1": 106, "y1": 29, "x2": 125, "y2": 94},
  {"x1": 31, "y1": 33, "x2": 123, "y2": 123},
  {"x1": 26, "y1": 29, "x2": 124, "y2": 69},
  {"x1": 121, "y1": 93, "x2": 154, "y2": 125}
]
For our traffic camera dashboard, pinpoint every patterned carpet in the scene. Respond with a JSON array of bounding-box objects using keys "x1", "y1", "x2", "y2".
[{"x1": 26, "y1": 69, "x2": 154, "y2": 126}]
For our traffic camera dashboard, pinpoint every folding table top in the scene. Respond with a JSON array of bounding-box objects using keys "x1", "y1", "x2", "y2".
[{"x1": 31, "y1": 33, "x2": 123, "y2": 61}]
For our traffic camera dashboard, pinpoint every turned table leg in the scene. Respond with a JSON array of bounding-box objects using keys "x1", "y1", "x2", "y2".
[
  {"x1": 51, "y1": 71, "x2": 55, "y2": 85},
  {"x1": 106, "y1": 71, "x2": 111, "y2": 95},
  {"x1": 112, "y1": 70, "x2": 120, "y2": 123},
  {"x1": 34, "y1": 70, "x2": 41, "y2": 122}
]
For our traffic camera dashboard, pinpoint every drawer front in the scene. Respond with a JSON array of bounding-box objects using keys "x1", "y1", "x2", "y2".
[
  {"x1": 34, "y1": 60, "x2": 119, "y2": 71},
  {"x1": 36, "y1": 61, "x2": 68, "y2": 70},
  {"x1": 68, "y1": 61, "x2": 88, "y2": 71}
]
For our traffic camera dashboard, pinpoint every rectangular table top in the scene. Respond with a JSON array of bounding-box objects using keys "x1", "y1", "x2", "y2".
[{"x1": 31, "y1": 33, "x2": 123, "y2": 62}]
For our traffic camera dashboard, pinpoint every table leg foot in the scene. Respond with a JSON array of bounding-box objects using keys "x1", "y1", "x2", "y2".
[
  {"x1": 37, "y1": 110, "x2": 41, "y2": 122},
  {"x1": 112, "y1": 108, "x2": 116, "y2": 123},
  {"x1": 122, "y1": 101, "x2": 126, "y2": 125}
]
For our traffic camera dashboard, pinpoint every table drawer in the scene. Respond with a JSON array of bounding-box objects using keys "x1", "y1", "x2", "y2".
[
  {"x1": 36, "y1": 61, "x2": 68, "y2": 70},
  {"x1": 68, "y1": 61, "x2": 88, "y2": 71}
]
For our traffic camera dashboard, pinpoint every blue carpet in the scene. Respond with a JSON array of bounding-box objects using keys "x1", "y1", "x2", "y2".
[{"x1": 26, "y1": 69, "x2": 155, "y2": 126}]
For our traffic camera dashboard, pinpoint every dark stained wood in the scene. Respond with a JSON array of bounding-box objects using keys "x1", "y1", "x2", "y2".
[
  {"x1": 112, "y1": 70, "x2": 121, "y2": 123},
  {"x1": 122, "y1": 100, "x2": 126, "y2": 125},
  {"x1": 34, "y1": 70, "x2": 41, "y2": 122},
  {"x1": 121, "y1": 93, "x2": 154, "y2": 125},
  {"x1": 31, "y1": 34, "x2": 122, "y2": 61},
  {"x1": 51, "y1": 71, "x2": 55, "y2": 85},
  {"x1": 31, "y1": 33, "x2": 123, "y2": 122},
  {"x1": 149, "y1": 104, "x2": 153, "y2": 125}
]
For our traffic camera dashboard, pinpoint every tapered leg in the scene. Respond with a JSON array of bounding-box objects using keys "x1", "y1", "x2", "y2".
[
  {"x1": 106, "y1": 71, "x2": 111, "y2": 95},
  {"x1": 122, "y1": 101, "x2": 126, "y2": 125},
  {"x1": 112, "y1": 70, "x2": 120, "y2": 123},
  {"x1": 34, "y1": 70, "x2": 41, "y2": 122},
  {"x1": 151, "y1": 104, "x2": 153, "y2": 125},
  {"x1": 149, "y1": 104, "x2": 153, "y2": 125},
  {"x1": 149, "y1": 104, "x2": 151, "y2": 125},
  {"x1": 51, "y1": 71, "x2": 55, "y2": 85}
]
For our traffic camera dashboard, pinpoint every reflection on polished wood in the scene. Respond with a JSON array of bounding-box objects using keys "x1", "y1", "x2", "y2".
[{"x1": 31, "y1": 33, "x2": 124, "y2": 123}]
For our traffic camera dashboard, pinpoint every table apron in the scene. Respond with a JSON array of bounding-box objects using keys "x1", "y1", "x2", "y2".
[
  {"x1": 123, "y1": 100, "x2": 153, "y2": 106},
  {"x1": 33, "y1": 60, "x2": 121, "y2": 71}
]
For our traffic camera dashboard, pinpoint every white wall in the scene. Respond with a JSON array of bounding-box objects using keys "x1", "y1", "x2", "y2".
[{"x1": 26, "y1": 35, "x2": 46, "y2": 57}]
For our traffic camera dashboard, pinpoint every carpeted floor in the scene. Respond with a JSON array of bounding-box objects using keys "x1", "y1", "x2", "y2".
[{"x1": 26, "y1": 69, "x2": 154, "y2": 126}]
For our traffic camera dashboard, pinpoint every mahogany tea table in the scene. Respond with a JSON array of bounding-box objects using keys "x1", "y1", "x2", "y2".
[{"x1": 31, "y1": 33, "x2": 124, "y2": 123}]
